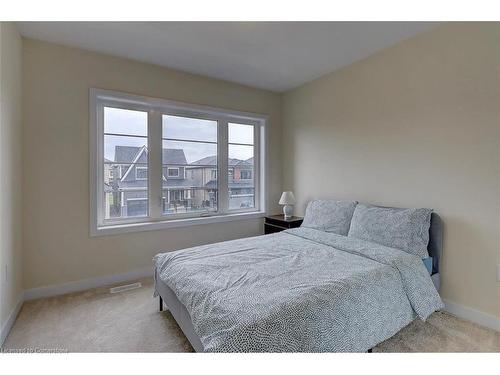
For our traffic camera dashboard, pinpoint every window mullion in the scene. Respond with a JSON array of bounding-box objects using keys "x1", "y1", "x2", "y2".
[
  {"x1": 148, "y1": 110, "x2": 162, "y2": 219},
  {"x1": 96, "y1": 104, "x2": 105, "y2": 228},
  {"x1": 253, "y1": 123, "x2": 260, "y2": 212},
  {"x1": 218, "y1": 119, "x2": 229, "y2": 214}
]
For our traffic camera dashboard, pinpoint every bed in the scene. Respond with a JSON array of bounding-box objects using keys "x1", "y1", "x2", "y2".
[{"x1": 153, "y1": 202, "x2": 444, "y2": 352}]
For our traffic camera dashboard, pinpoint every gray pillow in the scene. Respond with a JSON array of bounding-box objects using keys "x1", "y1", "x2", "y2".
[
  {"x1": 302, "y1": 200, "x2": 358, "y2": 235},
  {"x1": 348, "y1": 204, "x2": 432, "y2": 258}
]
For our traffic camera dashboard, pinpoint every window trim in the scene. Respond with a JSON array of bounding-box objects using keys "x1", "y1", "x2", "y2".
[
  {"x1": 90, "y1": 88, "x2": 268, "y2": 236},
  {"x1": 166, "y1": 167, "x2": 180, "y2": 178}
]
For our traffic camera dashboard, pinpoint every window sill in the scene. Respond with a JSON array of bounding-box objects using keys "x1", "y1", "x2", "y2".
[{"x1": 91, "y1": 211, "x2": 267, "y2": 237}]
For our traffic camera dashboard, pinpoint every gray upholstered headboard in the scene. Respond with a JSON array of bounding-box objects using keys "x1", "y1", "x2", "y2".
[{"x1": 428, "y1": 212, "x2": 443, "y2": 275}]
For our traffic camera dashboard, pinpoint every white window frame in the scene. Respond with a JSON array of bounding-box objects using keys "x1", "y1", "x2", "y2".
[
  {"x1": 167, "y1": 167, "x2": 180, "y2": 178},
  {"x1": 135, "y1": 166, "x2": 148, "y2": 180},
  {"x1": 90, "y1": 88, "x2": 267, "y2": 236}
]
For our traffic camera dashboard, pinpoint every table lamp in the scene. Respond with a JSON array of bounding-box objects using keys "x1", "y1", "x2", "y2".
[{"x1": 279, "y1": 191, "x2": 296, "y2": 219}]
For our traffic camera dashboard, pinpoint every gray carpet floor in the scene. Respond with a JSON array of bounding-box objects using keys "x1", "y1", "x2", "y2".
[{"x1": 3, "y1": 278, "x2": 499, "y2": 352}]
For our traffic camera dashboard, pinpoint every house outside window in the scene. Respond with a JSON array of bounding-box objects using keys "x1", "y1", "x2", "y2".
[{"x1": 90, "y1": 88, "x2": 266, "y2": 235}]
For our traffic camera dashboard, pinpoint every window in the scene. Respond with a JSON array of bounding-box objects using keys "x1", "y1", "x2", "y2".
[
  {"x1": 90, "y1": 88, "x2": 266, "y2": 235},
  {"x1": 167, "y1": 167, "x2": 180, "y2": 178},
  {"x1": 106, "y1": 168, "x2": 113, "y2": 180},
  {"x1": 162, "y1": 114, "x2": 218, "y2": 215},
  {"x1": 228, "y1": 123, "x2": 256, "y2": 209},
  {"x1": 102, "y1": 106, "x2": 148, "y2": 220},
  {"x1": 136, "y1": 166, "x2": 148, "y2": 180},
  {"x1": 240, "y1": 170, "x2": 252, "y2": 180}
]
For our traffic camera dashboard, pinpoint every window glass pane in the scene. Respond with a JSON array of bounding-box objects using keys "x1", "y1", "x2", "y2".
[
  {"x1": 162, "y1": 139, "x2": 217, "y2": 215},
  {"x1": 103, "y1": 106, "x2": 148, "y2": 221},
  {"x1": 103, "y1": 164, "x2": 148, "y2": 220},
  {"x1": 104, "y1": 134, "x2": 147, "y2": 163},
  {"x1": 104, "y1": 107, "x2": 147, "y2": 136},
  {"x1": 229, "y1": 123, "x2": 254, "y2": 144},
  {"x1": 163, "y1": 115, "x2": 217, "y2": 142},
  {"x1": 228, "y1": 144, "x2": 254, "y2": 210}
]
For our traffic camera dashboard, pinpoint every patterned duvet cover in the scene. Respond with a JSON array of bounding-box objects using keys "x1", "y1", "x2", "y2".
[{"x1": 154, "y1": 227, "x2": 443, "y2": 352}]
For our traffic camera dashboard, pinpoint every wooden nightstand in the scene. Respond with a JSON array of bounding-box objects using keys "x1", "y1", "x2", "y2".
[{"x1": 264, "y1": 215, "x2": 303, "y2": 234}]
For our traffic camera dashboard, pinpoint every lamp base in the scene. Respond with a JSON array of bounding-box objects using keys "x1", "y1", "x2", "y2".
[{"x1": 283, "y1": 205, "x2": 293, "y2": 219}]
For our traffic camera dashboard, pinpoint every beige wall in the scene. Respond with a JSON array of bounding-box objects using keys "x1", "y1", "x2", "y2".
[
  {"x1": 282, "y1": 23, "x2": 500, "y2": 317},
  {"x1": 22, "y1": 39, "x2": 282, "y2": 289},
  {"x1": 0, "y1": 23, "x2": 23, "y2": 332}
]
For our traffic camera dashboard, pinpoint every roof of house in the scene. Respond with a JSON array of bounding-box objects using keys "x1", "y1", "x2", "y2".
[
  {"x1": 115, "y1": 146, "x2": 142, "y2": 164},
  {"x1": 114, "y1": 146, "x2": 187, "y2": 165},
  {"x1": 189, "y1": 155, "x2": 217, "y2": 166},
  {"x1": 163, "y1": 149, "x2": 187, "y2": 165},
  {"x1": 190, "y1": 155, "x2": 253, "y2": 167}
]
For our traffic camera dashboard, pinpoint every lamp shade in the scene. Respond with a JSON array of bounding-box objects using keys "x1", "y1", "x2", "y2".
[{"x1": 279, "y1": 191, "x2": 296, "y2": 205}]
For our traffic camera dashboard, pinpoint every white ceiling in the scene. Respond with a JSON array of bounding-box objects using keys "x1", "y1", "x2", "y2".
[{"x1": 16, "y1": 22, "x2": 438, "y2": 92}]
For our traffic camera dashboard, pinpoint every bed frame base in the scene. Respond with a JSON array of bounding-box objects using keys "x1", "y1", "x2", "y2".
[{"x1": 155, "y1": 274, "x2": 205, "y2": 352}]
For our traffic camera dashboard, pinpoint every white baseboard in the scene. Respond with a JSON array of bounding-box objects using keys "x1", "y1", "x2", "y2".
[
  {"x1": 443, "y1": 299, "x2": 500, "y2": 332},
  {"x1": 0, "y1": 295, "x2": 24, "y2": 347},
  {"x1": 24, "y1": 266, "x2": 153, "y2": 301}
]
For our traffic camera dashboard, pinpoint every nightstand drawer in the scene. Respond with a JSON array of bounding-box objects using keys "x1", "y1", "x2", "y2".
[
  {"x1": 264, "y1": 223, "x2": 285, "y2": 234},
  {"x1": 264, "y1": 215, "x2": 303, "y2": 234}
]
